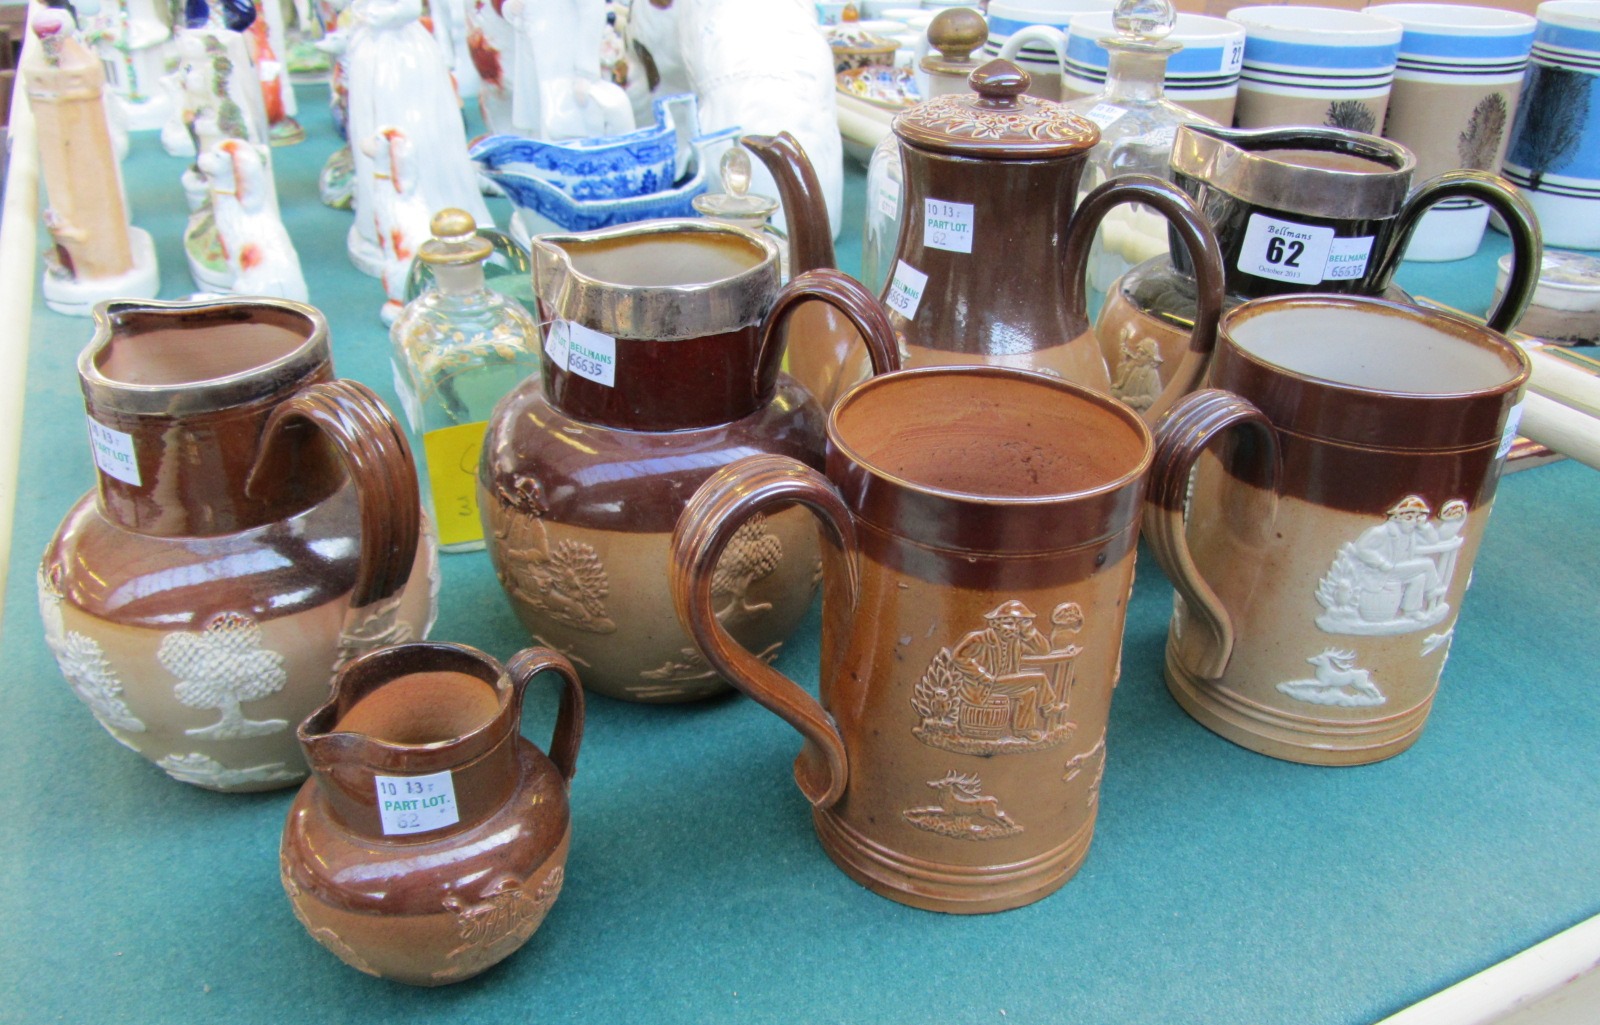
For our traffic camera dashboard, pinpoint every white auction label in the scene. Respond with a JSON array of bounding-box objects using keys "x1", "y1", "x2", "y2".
[
  {"x1": 886, "y1": 259, "x2": 929, "y2": 320},
  {"x1": 1082, "y1": 102, "x2": 1125, "y2": 130},
  {"x1": 1498, "y1": 398, "x2": 1525, "y2": 459},
  {"x1": 546, "y1": 320, "x2": 617, "y2": 388},
  {"x1": 375, "y1": 769, "x2": 460, "y2": 836},
  {"x1": 87, "y1": 417, "x2": 140, "y2": 486},
  {"x1": 1223, "y1": 38, "x2": 1245, "y2": 76},
  {"x1": 1322, "y1": 235, "x2": 1376, "y2": 281},
  {"x1": 1236, "y1": 213, "x2": 1335, "y2": 286},
  {"x1": 874, "y1": 175, "x2": 901, "y2": 220},
  {"x1": 924, "y1": 198, "x2": 974, "y2": 254}
]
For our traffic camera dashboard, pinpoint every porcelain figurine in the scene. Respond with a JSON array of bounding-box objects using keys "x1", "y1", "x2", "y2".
[
  {"x1": 344, "y1": 0, "x2": 492, "y2": 276},
  {"x1": 363, "y1": 127, "x2": 433, "y2": 323},
  {"x1": 160, "y1": 1, "x2": 273, "y2": 158},
  {"x1": 68, "y1": 0, "x2": 174, "y2": 131},
  {"x1": 250, "y1": 0, "x2": 304, "y2": 144},
  {"x1": 22, "y1": 9, "x2": 159, "y2": 316},
  {"x1": 430, "y1": 0, "x2": 480, "y2": 101},
  {"x1": 464, "y1": 0, "x2": 515, "y2": 132},
  {"x1": 503, "y1": 0, "x2": 635, "y2": 141},
  {"x1": 40, "y1": 298, "x2": 438, "y2": 792},
  {"x1": 198, "y1": 137, "x2": 309, "y2": 300}
]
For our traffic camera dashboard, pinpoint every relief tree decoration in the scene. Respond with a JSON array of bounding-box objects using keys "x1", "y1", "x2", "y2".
[
  {"x1": 1325, "y1": 100, "x2": 1377, "y2": 135},
  {"x1": 1457, "y1": 93, "x2": 1509, "y2": 171},
  {"x1": 159, "y1": 611, "x2": 289, "y2": 739},
  {"x1": 1507, "y1": 65, "x2": 1592, "y2": 189}
]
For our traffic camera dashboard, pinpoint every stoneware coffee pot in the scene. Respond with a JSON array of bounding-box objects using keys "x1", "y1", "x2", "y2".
[
  {"x1": 39, "y1": 298, "x2": 438, "y2": 792},
  {"x1": 1095, "y1": 123, "x2": 1541, "y2": 416},
  {"x1": 282, "y1": 642, "x2": 583, "y2": 985},
  {"x1": 747, "y1": 60, "x2": 1227, "y2": 421},
  {"x1": 480, "y1": 219, "x2": 899, "y2": 703}
]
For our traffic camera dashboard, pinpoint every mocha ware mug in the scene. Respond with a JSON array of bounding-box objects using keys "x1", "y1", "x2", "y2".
[
  {"x1": 671, "y1": 366, "x2": 1196, "y2": 913},
  {"x1": 1145, "y1": 295, "x2": 1530, "y2": 765}
]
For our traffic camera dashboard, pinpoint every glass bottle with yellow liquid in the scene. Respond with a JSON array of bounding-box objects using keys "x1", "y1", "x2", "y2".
[{"x1": 390, "y1": 208, "x2": 540, "y2": 552}]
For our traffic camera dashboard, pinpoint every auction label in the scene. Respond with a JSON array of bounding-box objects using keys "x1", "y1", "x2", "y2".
[
  {"x1": 375, "y1": 770, "x2": 460, "y2": 836},
  {"x1": 874, "y1": 175, "x2": 901, "y2": 220},
  {"x1": 1498, "y1": 398, "x2": 1525, "y2": 460},
  {"x1": 1223, "y1": 37, "x2": 1245, "y2": 75},
  {"x1": 924, "y1": 198, "x2": 974, "y2": 254},
  {"x1": 1323, "y1": 235, "x2": 1376, "y2": 281},
  {"x1": 87, "y1": 417, "x2": 140, "y2": 486},
  {"x1": 546, "y1": 319, "x2": 617, "y2": 388},
  {"x1": 1082, "y1": 103, "x2": 1126, "y2": 130},
  {"x1": 1237, "y1": 213, "x2": 1335, "y2": 285},
  {"x1": 423, "y1": 420, "x2": 490, "y2": 548},
  {"x1": 886, "y1": 259, "x2": 930, "y2": 320}
]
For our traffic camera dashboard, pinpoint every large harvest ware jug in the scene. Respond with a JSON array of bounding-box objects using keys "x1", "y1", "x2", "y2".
[
  {"x1": 480, "y1": 219, "x2": 898, "y2": 703},
  {"x1": 1096, "y1": 123, "x2": 1540, "y2": 413},
  {"x1": 39, "y1": 298, "x2": 438, "y2": 792}
]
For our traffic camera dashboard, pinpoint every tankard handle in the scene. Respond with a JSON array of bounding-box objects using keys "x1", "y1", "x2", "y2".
[
  {"x1": 1372, "y1": 170, "x2": 1541, "y2": 334},
  {"x1": 506, "y1": 647, "x2": 586, "y2": 784},
  {"x1": 670, "y1": 454, "x2": 857, "y2": 809},
  {"x1": 248, "y1": 379, "x2": 421, "y2": 609},
  {"x1": 754, "y1": 267, "x2": 903, "y2": 402},
  {"x1": 1063, "y1": 175, "x2": 1226, "y2": 422},
  {"x1": 1143, "y1": 389, "x2": 1280, "y2": 680}
]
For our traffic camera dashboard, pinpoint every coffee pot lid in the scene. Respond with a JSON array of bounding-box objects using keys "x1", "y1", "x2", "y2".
[{"x1": 893, "y1": 59, "x2": 1098, "y2": 159}]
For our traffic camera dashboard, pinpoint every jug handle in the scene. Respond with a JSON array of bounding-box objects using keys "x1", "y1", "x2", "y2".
[
  {"x1": 1143, "y1": 389, "x2": 1280, "y2": 680},
  {"x1": 506, "y1": 647, "x2": 586, "y2": 784},
  {"x1": 1372, "y1": 170, "x2": 1542, "y2": 334},
  {"x1": 754, "y1": 268, "x2": 903, "y2": 399},
  {"x1": 671, "y1": 454, "x2": 857, "y2": 810},
  {"x1": 1063, "y1": 175, "x2": 1226, "y2": 404},
  {"x1": 247, "y1": 380, "x2": 420, "y2": 609}
]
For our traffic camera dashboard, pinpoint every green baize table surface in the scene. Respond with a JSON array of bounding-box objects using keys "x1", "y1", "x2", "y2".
[{"x1": 1, "y1": 87, "x2": 1597, "y2": 1025}]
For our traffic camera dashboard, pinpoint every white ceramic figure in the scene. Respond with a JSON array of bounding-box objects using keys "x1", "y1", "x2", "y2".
[
  {"x1": 68, "y1": 0, "x2": 175, "y2": 131},
  {"x1": 672, "y1": 0, "x2": 844, "y2": 239},
  {"x1": 464, "y1": 0, "x2": 515, "y2": 132},
  {"x1": 161, "y1": 15, "x2": 273, "y2": 158},
  {"x1": 621, "y1": 0, "x2": 690, "y2": 127},
  {"x1": 503, "y1": 0, "x2": 635, "y2": 141},
  {"x1": 344, "y1": 0, "x2": 492, "y2": 276},
  {"x1": 249, "y1": 0, "x2": 304, "y2": 143},
  {"x1": 200, "y1": 138, "x2": 309, "y2": 301},
  {"x1": 431, "y1": 0, "x2": 481, "y2": 100},
  {"x1": 23, "y1": 9, "x2": 160, "y2": 315},
  {"x1": 365, "y1": 127, "x2": 434, "y2": 322}
]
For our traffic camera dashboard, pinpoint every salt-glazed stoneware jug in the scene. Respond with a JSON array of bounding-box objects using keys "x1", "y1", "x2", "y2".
[
  {"x1": 747, "y1": 61, "x2": 1227, "y2": 419},
  {"x1": 39, "y1": 298, "x2": 438, "y2": 792},
  {"x1": 1095, "y1": 123, "x2": 1540, "y2": 416},
  {"x1": 281, "y1": 642, "x2": 583, "y2": 985},
  {"x1": 480, "y1": 219, "x2": 899, "y2": 703},
  {"x1": 671, "y1": 366, "x2": 1229, "y2": 913}
]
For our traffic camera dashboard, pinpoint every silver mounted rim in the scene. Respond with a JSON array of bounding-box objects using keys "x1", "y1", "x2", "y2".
[
  {"x1": 1171, "y1": 124, "x2": 1416, "y2": 220},
  {"x1": 531, "y1": 219, "x2": 781, "y2": 342}
]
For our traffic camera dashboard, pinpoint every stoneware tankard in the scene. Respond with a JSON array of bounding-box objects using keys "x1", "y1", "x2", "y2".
[
  {"x1": 670, "y1": 366, "x2": 1217, "y2": 913},
  {"x1": 1144, "y1": 295, "x2": 1530, "y2": 765},
  {"x1": 481, "y1": 219, "x2": 899, "y2": 703},
  {"x1": 281, "y1": 641, "x2": 583, "y2": 985},
  {"x1": 39, "y1": 297, "x2": 438, "y2": 792}
]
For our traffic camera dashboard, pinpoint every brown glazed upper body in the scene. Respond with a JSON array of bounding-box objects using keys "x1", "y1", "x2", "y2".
[
  {"x1": 671, "y1": 366, "x2": 1156, "y2": 913},
  {"x1": 480, "y1": 220, "x2": 897, "y2": 702},
  {"x1": 281, "y1": 643, "x2": 583, "y2": 986},
  {"x1": 1144, "y1": 295, "x2": 1530, "y2": 764},
  {"x1": 39, "y1": 298, "x2": 436, "y2": 792}
]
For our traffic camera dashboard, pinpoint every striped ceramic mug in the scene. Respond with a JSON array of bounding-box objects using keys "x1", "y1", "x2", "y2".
[{"x1": 1226, "y1": 5, "x2": 1403, "y2": 133}]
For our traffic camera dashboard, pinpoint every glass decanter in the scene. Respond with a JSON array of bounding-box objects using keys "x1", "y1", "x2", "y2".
[
  {"x1": 390, "y1": 207, "x2": 541, "y2": 553},
  {"x1": 862, "y1": 6, "x2": 986, "y2": 296},
  {"x1": 1062, "y1": 0, "x2": 1213, "y2": 304},
  {"x1": 694, "y1": 146, "x2": 786, "y2": 279}
]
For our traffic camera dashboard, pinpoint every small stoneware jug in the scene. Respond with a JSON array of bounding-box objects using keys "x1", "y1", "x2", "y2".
[
  {"x1": 1144, "y1": 295, "x2": 1530, "y2": 764},
  {"x1": 282, "y1": 642, "x2": 583, "y2": 985},
  {"x1": 672, "y1": 366, "x2": 1221, "y2": 913},
  {"x1": 481, "y1": 219, "x2": 898, "y2": 703},
  {"x1": 39, "y1": 298, "x2": 438, "y2": 792},
  {"x1": 1096, "y1": 123, "x2": 1540, "y2": 414}
]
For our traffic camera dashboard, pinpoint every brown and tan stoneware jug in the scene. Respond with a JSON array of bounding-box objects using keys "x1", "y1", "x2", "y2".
[
  {"x1": 38, "y1": 298, "x2": 438, "y2": 792},
  {"x1": 281, "y1": 642, "x2": 583, "y2": 986},
  {"x1": 1144, "y1": 295, "x2": 1530, "y2": 764},
  {"x1": 670, "y1": 366, "x2": 1223, "y2": 913},
  {"x1": 480, "y1": 219, "x2": 898, "y2": 703}
]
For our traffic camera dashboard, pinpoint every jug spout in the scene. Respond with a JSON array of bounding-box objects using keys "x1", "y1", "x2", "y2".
[{"x1": 741, "y1": 132, "x2": 836, "y2": 276}]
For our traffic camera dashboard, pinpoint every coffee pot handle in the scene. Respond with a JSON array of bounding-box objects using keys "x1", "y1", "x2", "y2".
[
  {"x1": 1064, "y1": 175, "x2": 1226, "y2": 414},
  {"x1": 247, "y1": 380, "x2": 421, "y2": 609},
  {"x1": 1374, "y1": 170, "x2": 1542, "y2": 334},
  {"x1": 671, "y1": 454, "x2": 857, "y2": 809},
  {"x1": 1143, "y1": 389, "x2": 1280, "y2": 680},
  {"x1": 506, "y1": 647, "x2": 586, "y2": 784},
  {"x1": 754, "y1": 268, "x2": 903, "y2": 399}
]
